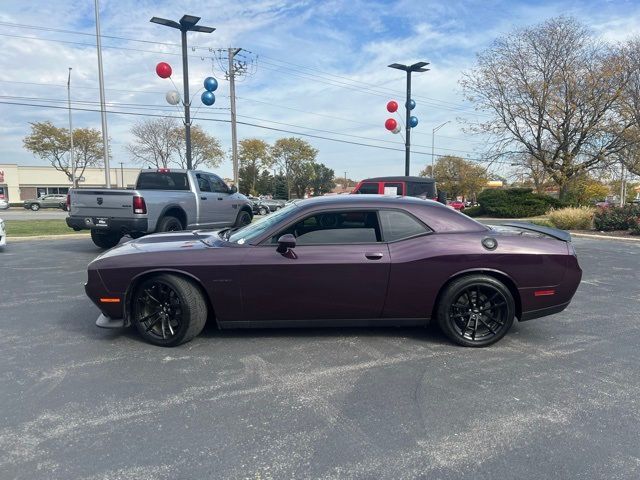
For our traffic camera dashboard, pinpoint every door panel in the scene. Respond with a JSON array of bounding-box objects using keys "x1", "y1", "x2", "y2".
[
  {"x1": 240, "y1": 244, "x2": 391, "y2": 321},
  {"x1": 195, "y1": 173, "x2": 216, "y2": 227},
  {"x1": 208, "y1": 174, "x2": 236, "y2": 225}
]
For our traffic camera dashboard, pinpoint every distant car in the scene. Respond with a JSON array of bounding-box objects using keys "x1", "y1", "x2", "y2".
[
  {"x1": 0, "y1": 199, "x2": 9, "y2": 210},
  {"x1": 448, "y1": 200, "x2": 466, "y2": 211},
  {"x1": 23, "y1": 194, "x2": 68, "y2": 211},
  {"x1": 259, "y1": 198, "x2": 286, "y2": 212},
  {"x1": 85, "y1": 195, "x2": 582, "y2": 348},
  {"x1": 0, "y1": 218, "x2": 5, "y2": 248},
  {"x1": 351, "y1": 176, "x2": 443, "y2": 202}
]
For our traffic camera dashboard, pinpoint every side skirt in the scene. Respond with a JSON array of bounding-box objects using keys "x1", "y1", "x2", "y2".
[{"x1": 217, "y1": 317, "x2": 430, "y2": 329}]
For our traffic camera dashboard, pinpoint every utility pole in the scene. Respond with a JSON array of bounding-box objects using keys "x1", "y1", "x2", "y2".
[
  {"x1": 344, "y1": 171, "x2": 348, "y2": 189},
  {"x1": 620, "y1": 161, "x2": 626, "y2": 207},
  {"x1": 120, "y1": 162, "x2": 124, "y2": 188},
  {"x1": 228, "y1": 48, "x2": 241, "y2": 191},
  {"x1": 67, "y1": 67, "x2": 76, "y2": 188},
  {"x1": 94, "y1": 0, "x2": 110, "y2": 187}
]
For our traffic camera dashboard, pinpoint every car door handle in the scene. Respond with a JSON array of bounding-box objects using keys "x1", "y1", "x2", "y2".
[
  {"x1": 217, "y1": 197, "x2": 223, "y2": 201},
  {"x1": 200, "y1": 196, "x2": 207, "y2": 200},
  {"x1": 365, "y1": 252, "x2": 384, "y2": 260}
]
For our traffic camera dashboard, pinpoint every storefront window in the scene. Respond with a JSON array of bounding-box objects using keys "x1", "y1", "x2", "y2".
[{"x1": 36, "y1": 187, "x2": 69, "y2": 197}]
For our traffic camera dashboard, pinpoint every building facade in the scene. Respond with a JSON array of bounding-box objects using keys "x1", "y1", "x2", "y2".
[{"x1": 0, "y1": 164, "x2": 142, "y2": 203}]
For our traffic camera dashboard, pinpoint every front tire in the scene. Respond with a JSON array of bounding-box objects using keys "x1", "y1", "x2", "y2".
[
  {"x1": 436, "y1": 275, "x2": 515, "y2": 347},
  {"x1": 234, "y1": 210, "x2": 252, "y2": 227},
  {"x1": 131, "y1": 274, "x2": 208, "y2": 347},
  {"x1": 30, "y1": 203, "x2": 40, "y2": 211},
  {"x1": 258, "y1": 206, "x2": 268, "y2": 216},
  {"x1": 91, "y1": 230, "x2": 122, "y2": 249}
]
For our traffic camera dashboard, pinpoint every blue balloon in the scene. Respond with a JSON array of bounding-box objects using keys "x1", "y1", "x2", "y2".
[
  {"x1": 406, "y1": 99, "x2": 416, "y2": 110},
  {"x1": 201, "y1": 91, "x2": 215, "y2": 106},
  {"x1": 409, "y1": 116, "x2": 419, "y2": 128},
  {"x1": 203, "y1": 76, "x2": 218, "y2": 92}
]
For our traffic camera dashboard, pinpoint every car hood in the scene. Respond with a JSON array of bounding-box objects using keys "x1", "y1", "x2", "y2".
[{"x1": 93, "y1": 230, "x2": 229, "y2": 262}]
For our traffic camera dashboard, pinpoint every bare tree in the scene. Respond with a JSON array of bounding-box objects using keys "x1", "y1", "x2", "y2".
[
  {"x1": 461, "y1": 17, "x2": 635, "y2": 200},
  {"x1": 172, "y1": 125, "x2": 225, "y2": 170},
  {"x1": 127, "y1": 118, "x2": 178, "y2": 168}
]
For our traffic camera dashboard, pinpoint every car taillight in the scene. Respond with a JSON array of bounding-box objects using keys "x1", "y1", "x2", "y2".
[
  {"x1": 66, "y1": 194, "x2": 70, "y2": 210},
  {"x1": 157, "y1": 168, "x2": 170, "y2": 173},
  {"x1": 133, "y1": 196, "x2": 147, "y2": 214}
]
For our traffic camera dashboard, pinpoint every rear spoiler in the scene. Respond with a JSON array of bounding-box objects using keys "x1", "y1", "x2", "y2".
[{"x1": 501, "y1": 222, "x2": 571, "y2": 242}]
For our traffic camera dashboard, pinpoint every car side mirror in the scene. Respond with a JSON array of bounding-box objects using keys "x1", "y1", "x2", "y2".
[
  {"x1": 229, "y1": 185, "x2": 238, "y2": 194},
  {"x1": 276, "y1": 234, "x2": 296, "y2": 253}
]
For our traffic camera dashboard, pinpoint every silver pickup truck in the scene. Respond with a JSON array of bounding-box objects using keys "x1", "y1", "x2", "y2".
[{"x1": 66, "y1": 169, "x2": 253, "y2": 249}]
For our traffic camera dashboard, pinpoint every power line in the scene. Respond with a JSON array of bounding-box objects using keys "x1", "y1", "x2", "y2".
[{"x1": 0, "y1": 99, "x2": 493, "y2": 160}]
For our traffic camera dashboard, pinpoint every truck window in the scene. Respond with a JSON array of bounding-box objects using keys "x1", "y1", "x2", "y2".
[
  {"x1": 407, "y1": 181, "x2": 435, "y2": 198},
  {"x1": 136, "y1": 172, "x2": 190, "y2": 191},
  {"x1": 196, "y1": 174, "x2": 212, "y2": 192},
  {"x1": 207, "y1": 174, "x2": 229, "y2": 193},
  {"x1": 355, "y1": 182, "x2": 379, "y2": 194}
]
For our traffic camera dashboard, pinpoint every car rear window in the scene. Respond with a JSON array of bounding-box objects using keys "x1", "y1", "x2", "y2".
[
  {"x1": 136, "y1": 172, "x2": 190, "y2": 191},
  {"x1": 379, "y1": 210, "x2": 430, "y2": 241},
  {"x1": 406, "y1": 181, "x2": 436, "y2": 198}
]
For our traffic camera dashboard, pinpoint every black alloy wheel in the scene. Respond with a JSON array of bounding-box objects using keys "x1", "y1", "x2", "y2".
[
  {"x1": 157, "y1": 215, "x2": 183, "y2": 232},
  {"x1": 131, "y1": 274, "x2": 207, "y2": 347},
  {"x1": 437, "y1": 275, "x2": 515, "y2": 347}
]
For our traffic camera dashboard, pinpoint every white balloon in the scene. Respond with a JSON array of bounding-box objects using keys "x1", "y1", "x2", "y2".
[
  {"x1": 392, "y1": 125, "x2": 401, "y2": 134},
  {"x1": 165, "y1": 90, "x2": 181, "y2": 105}
]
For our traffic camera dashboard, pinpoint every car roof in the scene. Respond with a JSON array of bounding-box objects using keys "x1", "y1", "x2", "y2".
[{"x1": 360, "y1": 176, "x2": 435, "y2": 183}]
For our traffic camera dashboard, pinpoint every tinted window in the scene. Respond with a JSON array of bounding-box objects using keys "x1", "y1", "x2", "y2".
[
  {"x1": 379, "y1": 210, "x2": 429, "y2": 242},
  {"x1": 136, "y1": 172, "x2": 190, "y2": 191},
  {"x1": 407, "y1": 181, "x2": 436, "y2": 198},
  {"x1": 273, "y1": 211, "x2": 381, "y2": 244},
  {"x1": 355, "y1": 182, "x2": 379, "y2": 194},
  {"x1": 208, "y1": 174, "x2": 228, "y2": 193},
  {"x1": 196, "y1": 174, "x2": 212, "y2": 192}
]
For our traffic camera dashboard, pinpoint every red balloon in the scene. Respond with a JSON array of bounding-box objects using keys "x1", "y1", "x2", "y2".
[
  {"x1": 385, "y1": 118, "x2": 398, "y2": 131},
  {"x1": 156, "y1": 62, "x2": 172, "y2": 79},
  {"x1": 386, "y1": 100, "x2": 398, "y2": 113}
]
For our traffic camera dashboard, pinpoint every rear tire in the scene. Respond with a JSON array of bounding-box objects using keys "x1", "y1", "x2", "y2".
[
  {"x1": 234, "y1": 210, "x2": 252, "y2": 227},
  {"x1": 436, "y1": 275, "x2": 515, "y2": 347},
  {"x1": 30, "y1": 203, "x2": 40, "y2": 211},
  {"x1": 91, "y1": 230, "x2": 122, "y2": 249},
  {"x1": 131, "y1": 274, "x2": 208, "y2": 347},
  {"x1": 157, "y1": 215, "x2": 183, "y2": 232}
]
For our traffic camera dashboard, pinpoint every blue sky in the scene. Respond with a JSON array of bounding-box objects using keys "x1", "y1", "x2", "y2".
[{"x1": 1, "y1": 0, "x2": 639, "y2": 181}]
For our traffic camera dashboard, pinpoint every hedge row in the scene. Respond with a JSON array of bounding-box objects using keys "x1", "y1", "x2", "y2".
[
  {"x1": 466, "y1": 188, "x2": 563, "y2": 218},
  {"x1": 594, "y1": 205, "x2": 640, "y2": 232}
]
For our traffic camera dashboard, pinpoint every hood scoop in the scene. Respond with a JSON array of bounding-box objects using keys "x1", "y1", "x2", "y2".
[{"x1": 134, "y1": 232, "x2": 204, "y2": 244}]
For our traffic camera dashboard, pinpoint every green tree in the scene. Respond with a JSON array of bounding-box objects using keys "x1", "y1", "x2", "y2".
[
  {"x1": 271, "y1": 137, "x2": 318, "y2": 198},
  {"x1": 23, "y1": 121, "x2": 104, "y2": 182},
  {"x1": 422, "y1": 155, "x2": 488, "y2": 200},
  {"x1": 238, "y1": 139, "x2": 272, "y2": 195},
  {"x1": 310, "y1": 163, "x2": 335, "y2": 196},
  {"x1": 172, "y1": 124, "x2": 225, "y2": 169}
]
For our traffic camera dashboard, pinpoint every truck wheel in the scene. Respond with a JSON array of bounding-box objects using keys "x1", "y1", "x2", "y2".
[
  {"x1": 234, "y1": 210, "x2": 252, "y2": 227},
  {"x1": 91, "y1": 230, "x2": 122, "y2": 249},
  {"x1": 157, "y1": 215, "x2": 183, "y2": 232},
  {"x1": 30, "y1": 203, "x2": 40, "y2": 211}
]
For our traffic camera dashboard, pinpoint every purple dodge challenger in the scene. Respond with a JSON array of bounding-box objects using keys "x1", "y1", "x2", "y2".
[{"x1": 85, "y1": 195, "x2": 582, "y2": 347}]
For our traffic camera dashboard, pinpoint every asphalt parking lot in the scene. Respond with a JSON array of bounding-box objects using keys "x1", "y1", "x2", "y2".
[{"x1": 1, "y1": 236, "x2": 639, "y2": 479}]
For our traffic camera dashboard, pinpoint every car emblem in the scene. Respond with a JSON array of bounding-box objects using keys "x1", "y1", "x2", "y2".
[{"x1": 97, "y1": 197, "x2": 103, "y2": 205}]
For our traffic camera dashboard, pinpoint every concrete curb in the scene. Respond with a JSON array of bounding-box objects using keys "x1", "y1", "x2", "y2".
[
  {"x1": 570, "y1": 232, "x2": 640, "y2": 243},
  {"x1": 9, "y1": 233, "x2": 90, "y2": 242}
]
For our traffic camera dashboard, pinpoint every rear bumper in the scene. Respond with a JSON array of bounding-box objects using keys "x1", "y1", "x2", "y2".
[
  {"x1": 67, "y1": 216, "x2": 148, "y2": 233},
  {"x1": 520, "y1": 301, "x2": 571, "y2": 321}
]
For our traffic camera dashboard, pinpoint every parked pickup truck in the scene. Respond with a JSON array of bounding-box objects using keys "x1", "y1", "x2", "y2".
[{"x1": 66, "y1": 169, "x2": 253, "y2": 249}]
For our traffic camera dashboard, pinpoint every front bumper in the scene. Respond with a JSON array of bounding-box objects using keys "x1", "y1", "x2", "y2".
[
  {"x1": 67, "y1": 216, "x2": 148, "y2": 234},
  {"x1": 96, "y1": 314, "x2": 125, "y2": 329}
]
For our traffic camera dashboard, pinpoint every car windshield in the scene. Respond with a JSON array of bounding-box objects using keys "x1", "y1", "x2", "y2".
[{"x1": 227, "y1": 202, "x2": 299, "y2": 244}]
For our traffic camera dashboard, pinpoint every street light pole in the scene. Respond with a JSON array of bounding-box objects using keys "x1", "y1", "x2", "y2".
[
  {"x1": 388, "y1": 61, "x2": 430, "y2": 176},
  {"x1": 67, "y1": 67, "x2": 76, "y2": 188},
  {"x1": 150, "y1": 15, "x2": 215, "y2": 170},
  {"x1": 431, "y1": 120, "x2": 450, "y2": 178}
]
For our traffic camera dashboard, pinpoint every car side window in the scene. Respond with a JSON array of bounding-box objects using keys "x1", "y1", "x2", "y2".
[
  {"x1": 355, "y1": 182, "x2": 379, "y2": 194},
  {"x1": 271, "y1": 210, "x2": 382, "y2": 244},
  {"x1": 196, "y1": 174, "x2": 212, "y2": 192},
  {"x1": 379, "y1": 210, "x2": 430, "y2": 242},
  {"x1": 208, "y1": 174, "x2": 229, "y2": 193}
]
